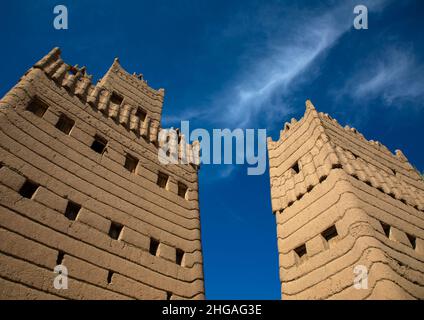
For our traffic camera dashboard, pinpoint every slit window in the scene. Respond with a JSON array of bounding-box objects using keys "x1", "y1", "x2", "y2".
[
  {"x1": 19, "y1": 180, "x2": 39, "y2": 199},
  {"x1": 107, "y1": 270, "x2": 114, "y2": 284},
  {"x1": 406, "y1": 233, "x2": 416, "y2": 249},
  {"x1": 176, "y1": 248, "x2": 185, "y2": 266},
  {"x1": 108, "y1": 222, "x2": 123, "y2": 240},
  {"x1": 65, "y1": 201, "x2": 81, "y2": 221},
  {"x1": 26, "y1": 98, "x2": 48, "y2": 117},
  {"x1": 157, "y1": 172, "x2": 169, "y2": 189},
  {"x1": 166, "y1": 291, "x2": 172, "y2": 300},
  {"x1": 124, "y1": 153, "x2": 139, "y2": 173},
  {"x1": 55, "y1": 114, "x2": 75, "y2": 135},
  {"x1": 91, "y1": 135, "x2": 107, "y2": 154},
  {"x1": 135, "y1": 107, "x2": 147, "y2": 122},
  {"x1": 294, "y1": 244, "x2": 307, "y2": 259},
  {"x1": 380, "y1": 221, "x2": 391, "y2": 238},
  {"x1": 291, "y1": 162, "x2": 300, "y2": 174},
  {"x1": 178, "y1": 182, "x2": 188, "y2": 199},
  {"x1": 149, "y1": 238, "x2": 160, "y2": 256},
  {"x1": 56, "y1": 251, "x2": 65, "y2": 265},
  {"x1": 321, "y1": 225, "x2": 338, "y2": 242}
]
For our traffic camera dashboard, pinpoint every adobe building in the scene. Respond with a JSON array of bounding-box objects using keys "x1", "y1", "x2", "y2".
[
  {"x1": 267, "y1": 100, "x2": 424, "y2": 299},
  {"x1": 0, "y1": 48, "x2": 205, "y2": 299}
]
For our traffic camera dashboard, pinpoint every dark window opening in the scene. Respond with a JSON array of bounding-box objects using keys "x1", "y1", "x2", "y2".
[
  {"x1": 110, "y1": 92, "x2": 123, "y2": 106},
  {"x1": 291, "y1": 162, "x2": 300, "y2": 174},
  {"x1": 178, "y1": 182, "x2": 188, "y2": 199},
  {"x1": 124, "y1": 154, "x2": 138, "y2": 173},
  {"x1": 157, "y1": 172, "x2": 169, "y2": 189},
  {"x1": 332, "y1": 163, "x2": 343, "y2": 169},
  {"x1": 319, "y1": 175, "x2": 327, "y2": 183},
  {"x1": 26, "y1": 98, "x2": 48, "y2": 117},
  {"x1": 91, "y1": 135, "x2": 107, "y2": 154},
  {"x1": 149, "y1": 238, "x2": 160, "y2": 256},
  {"x1": 321, "y1": 225, "x2": 338, "y2": 242},
  {"x1": 56, "y1": 251, "x2": 65, "y2": 265},
  {"x1": 176, "y1": 249, "x2": 185, "y2": 266},
  {"x1": 19, "y1": 180, "x2": 39, "y2": 199},
  {"x1": 135, "y1": 107, "x2": 147, "y2": 122},
  {"x1": 380, "y1": 221, "x2": 391, "y2": 238},
  {"x1": 55, "y1": 114, "x2": 75, "y2": 135},
  {"x1": 294, "y1": 244, "x2": 307, "y2": 258},
  {"x1": 65, "y1": 201, "x2": 81, "y2": 221},
  {"x1": 166, "y1": 291, "x2": 172, "y2": 300},
  {"x1": 307, "y1": 185, "x2": 314, "y2": 192},
  {"x1": 406, "y1": 233, "x2": 416, "y2": 249},
  {"x1": 109, "y1": 222, "x2": 123, "y2": 240},
  {"x1": 107, "y1": 270, "x2": 114, "y2": 284}
]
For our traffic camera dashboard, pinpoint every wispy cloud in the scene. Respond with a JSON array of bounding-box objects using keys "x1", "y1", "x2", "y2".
[
  {"x1": 337, "y1": 47, "x2": 424, "y2": 106},
  {"x1": 173, "y1": 0, "x2": 390, "y2": 128}
]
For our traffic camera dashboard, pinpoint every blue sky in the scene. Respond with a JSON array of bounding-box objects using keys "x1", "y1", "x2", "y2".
[{"x1": 1, "y1": 0, "x2": 423, "y2": 299}]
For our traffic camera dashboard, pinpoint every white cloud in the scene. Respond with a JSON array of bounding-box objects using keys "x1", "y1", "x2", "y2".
[{"x1": 340, "y1": 47, "x2": 424, "y2": 105}]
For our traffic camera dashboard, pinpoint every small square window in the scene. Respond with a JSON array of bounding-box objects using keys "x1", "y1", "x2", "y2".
[
  {"x1": 91, "y1": 135, "x2": 107, "y2": 154},
  {"x1": 406, "y1": 233, "x2": 416, "y2": 249},
  {"x1": 65, "y1": 201, "x2": 81, "y2": 221},
  {"x1": 157, "y1": 172, "x2": 169, "y2": 189},
  {"x1": 26, "y1": 98, "x2": 48, "y2": 117},
  {"x1": 294, "y1": 244, "x2": 307, "y2": 259},
  {"x1": 55, "y1": 114, "x2": 75, "y2": 135},
  {"x1": 291, "y1": 162, "x2": 300, "y2": 174},
  {"x1": 321, "y1": 225, "x2": 338, "y2": 242},
  {"x1": 177, "y1": 182, "x2": 188, "y2": 199},
  {"x1": 19, "y1": 180, "x2": 39, "y2": 199},
  {"x1": 109, "y1": 222, "x2": 123, "y2": 240},
  {"x1": 380, "y1": 221, "x2": 391, "y2": 238},
  {"x1": 176, "y1": 248, "x2": 185, "y2": 266},
  {"x1": 135, "y1": 107, "x2": 147, "y2": 122},
  {"x1": 149, "y1": 238, "x2": 160, "y2": 256},
  {"x1": 124, "y1": 154, "x2": 139, "y2": 173},
  {"x1": 110, "y1": 92, "x2": 123, "y2": 106}
]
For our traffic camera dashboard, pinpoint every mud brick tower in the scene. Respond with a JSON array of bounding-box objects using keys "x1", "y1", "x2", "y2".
[
  {"x1": 267, "y1": 100, "x2": 424, "y2": 299},
  {"x1": 0, "y1": 48, "x2": 204, "y2": 299}
]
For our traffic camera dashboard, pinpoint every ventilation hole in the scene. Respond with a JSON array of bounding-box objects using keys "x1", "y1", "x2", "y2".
[
  {"x1": 26, "y1": 98, "x2": 48, "y2": 117},
  {"x1": 352, "y1": 174, "x2": 359, "y2": 180},
  {"x1": 149, "y1": 238, "x2": 160, "y2": 256},
  {"x1": 55, "y1": 114, "x2": 75, "y2": 135},
  {"x1": 166, "y1": 291, "x2": 172, "y2": 300},
  {"x1": 321, "y1": 225, "x2": 338, "y2": 242},
  {"x1": 65, "y1": 201, "x2": 81, "y2": 221},
  {"x1": 107, "y1": 270, "x2": 114, "y2": 284},
  {"x1": 351, "y1": 153, "x2": 359, "y2": 159},
  {"x1": 157, "y1": 172, "x2": 169, "y2": 189},
  {"x1": 391, "y1": 169, "x2": 396, "y2": 176},
  {"x1": 110, "y1": 92, "x2": 123, "y2": 106},
  {"x1": 365, "y1": 181, "x2": 372, "y2": 186},
  {"x1": 389, "y1": 193, "x2": 396, "y2": 199},
  {"x1": 176, "y1": 249, "x2": 185, "y2": 266},
  {"x1": 19, "y1": 180, "x2": 39, "y2": 199},
  {"x1": 307, "y1": 185, "x2": 313, "y2": 192},
  {"x1": 294, "y1": 244, "x2": 307, "y2": 259},
  {"x1": 91, "y1": 135, "x2": 107, "y2": 154},
  {"x1": 377, "y1": 187, "x2": 384, "y2": 193},
  {"x1": 287, "y1": 201, "x2": 294, "y2": 207},
  {"x1": 108, "y1": 222, "x2": 123, "y2": 240},
  {"x1": 414, "y1": 205, "x2": 419, "y2": 210},
  {"x1": 319, "y1": 175, "x2": 327, "y2": 183},
  {"x1": 297, "y1": 193, "x2": 304, "y2": 200},
  {"x1": 406, "y1": 233, "x2": 416, "y2": 249},
  {"x1": 291, "y1": 162, "x2": 300, "y2": 174},
  {"x1": 124, "y1": 153, "x2": 139, "y2": 173},
  {"x1": 56, "y1": 251, "x2": 65, "y2": 265},
  {"x1": 400, "y1": 199, "x2": 407, "y2": 205},
  {"x1": 398, "y1": 261, "x2": 406, "y2": 267},
  {"x1": 332, "y1": 163, "x2": 342, "y2": 169},
  {"x1": 177, "y1": 182, "x2": 188, "y2": 199},
  {"x1": 135, "y1": 107, "x2": 147, "y2": 122},
  {"x1": 380, "y1": 221, "x2": 391, "y2": 238}
]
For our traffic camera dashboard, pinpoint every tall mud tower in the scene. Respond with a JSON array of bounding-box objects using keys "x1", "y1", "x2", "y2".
[
  {"x1": 267, "y1": 100, "x2": 424, "y2": 299},
  {"x1": 0, "y1": 48, "x2": 204, "y2": 299}
]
